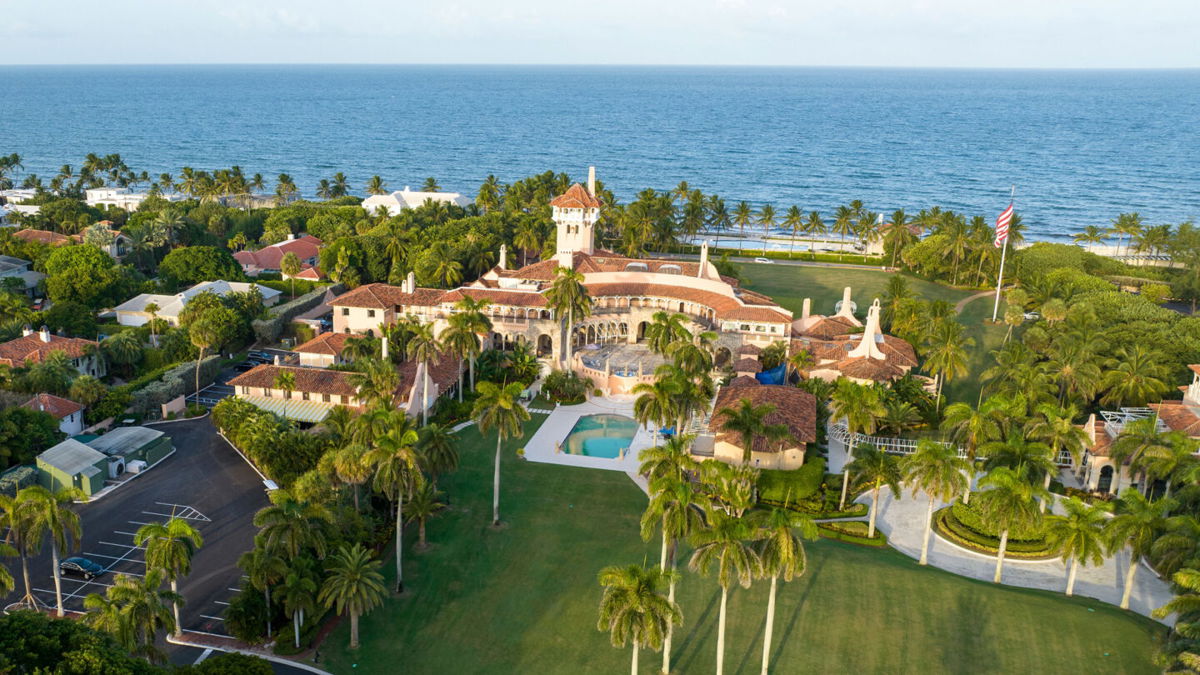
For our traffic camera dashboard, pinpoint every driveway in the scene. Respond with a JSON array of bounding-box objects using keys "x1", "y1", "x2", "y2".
[{"x1": 2, "y1": 418, "x2": 270, "y2": 640}]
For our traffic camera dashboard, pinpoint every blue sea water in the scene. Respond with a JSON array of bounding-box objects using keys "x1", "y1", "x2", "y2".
[{"x1": 3, "y1": 65, "x2": 1197, "y2": 242}]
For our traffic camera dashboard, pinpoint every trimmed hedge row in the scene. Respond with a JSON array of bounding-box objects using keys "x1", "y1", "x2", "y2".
[
  {"x1": 0, "y1": 466, "x2": 37, "y2": 496},
  {"x1": 758, "y1": 458, "x2": 825, "y2": 503},
  {"x1": 934, "y1": 507, "x2": 1056, "y2": 559},
  {"x1": 129, "y1": 356, "x2": 223, "y2": 414},
  {"x1": 951, "y1": 499, "x2": 1044, "y2": 541},
  {"x1": 252, "y1": 283, "x2": 343, "y2": 343},
  {"x1": 818, "y1": 521, "x2": 887, "y2": 547}
]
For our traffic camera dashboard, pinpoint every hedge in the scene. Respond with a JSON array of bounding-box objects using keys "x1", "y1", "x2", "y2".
[
  {"x1": 252, "y1": 283, "x2": 343, "y2": 343},
  {"x1": 129, "y1": 356, "x2": 223, "y2": 414},
  {"x1": 934, "y1": 507, "x2": 1056, "y2": 559},
  {"x1": 818, "y1": 521, "x2": 887, "y2": 547},
  {"x1": 951, "y1": 499, "x2": 1044, "y2": 541},
  {"x1": 758, "y1": 458, "x2": 826, "y2": 503},
  {"x1": 0, "y1": 466, "x2": 37, "y2": 496}
]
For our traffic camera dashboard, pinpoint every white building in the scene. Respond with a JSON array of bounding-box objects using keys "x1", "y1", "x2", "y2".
[
  {"x1": 361, "y1": 188, "x2": 472, "y2": 217},
  {"x1": 23, "y1": 393, "x2": 85, "y2": 437},
  {"x1": 114, "y1": 280, "x2": 282, "y2": 327}
]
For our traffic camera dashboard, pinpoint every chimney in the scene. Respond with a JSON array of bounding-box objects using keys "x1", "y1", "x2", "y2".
[
  {"x1": 274, "y1": 355, "x2": 281, "y2": 365},
  {"x1": 802, "y1": 298, "x2": 811, "y2": 321},
  {"x1": 406, "y1": 271, "x2": 416, "y2": 294},
  {"x1": 848, "y1": 300, "x2": 885, "y2": 360},
  {"x1": 834, "y1": 287, "x2": 862, "y2": 326},
  {"x1": 698, "y1": 240, "x2": 709, "y2": 276},
  {"x1": 1085, "y1": 413, "x2": 1097, "y2": 445},
  {"x1": 382, "y1": 333, "x2": 389, "y2": 360},
  {"x1": 39, "y1": 325, "x2": 51, "y2": 343},
  {"x1": 587, "y1": 166, "x2": 596, "y2": 196},
  {"x1": 287, "y1": 233, "x2": 296, "y2": 241},
  {"x1": 21, "y1": 324, "x2": 32, "y2": 337},
  {"x1": 499, "y1": 244, "x2": 508, "y2": 269}
]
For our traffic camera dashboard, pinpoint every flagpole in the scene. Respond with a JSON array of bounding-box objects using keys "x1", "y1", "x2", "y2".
[{"x1": 990, "y1": 185, "x2": 1016, "y2": 322}]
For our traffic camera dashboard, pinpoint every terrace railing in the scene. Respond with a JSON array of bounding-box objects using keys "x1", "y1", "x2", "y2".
[{"x1": 829, "y1": 422, "x2": 1073, "y2": 466}]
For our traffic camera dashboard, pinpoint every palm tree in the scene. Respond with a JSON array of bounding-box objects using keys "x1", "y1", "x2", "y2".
[
  {"x1": 253, "y1": 489, "x2": 332, "y2": 558},
  {"x1": 280, "y1": 251, "x2": 303, "y2": 299},
  {"x1": 274, "y1": 370, "x2": 296, "y2": 421},
  {"x1": 440, "y1": 315, "x2": 478, "y2": 403},
  {"x1": 1111, "y1": 212, "x2": 1143, "y2": 256},
  {"x1": 473, "y1": 381, "x2": 530, "y2": 526},
  {"x1": 1101, "y1": 345, "x2": 1170, "y2": 408},
  {"x1": 1110, "y1": 418, "x2": 1175, "y2": 496},
  {"x1": 366, "y1": 417, "x2": 419, "y2": 592},
  {"x1": 782, "y1": 205, "x2": 803, "y2": 257},
  {"x1": 450, "y1": 296, "x2": 492, "y2": 389},
  {"x1": 348, "y1": 357, "x2": 399, "y2": 409},
  {"x1": 755, "y1": 506, "x2": 817, "y2": 675},
  {"x1": 632, "y1": 377, "x2": 679, "y2": 443},
  {"x1": 690, "y1": 509, "x2": 759, "y2": 675},
  {"x1": 421, "y1": 177, "x2": 440, "y2": 192},
  {"x1": 238, "y1": 541, "x2": 287, "y2": 638},
  {"x1": 319, "y1": 544, "x2": 386, "y2": 650},
  {"x1": 637, "y1": 434, "x2": 698, "y2": 484},
  {"x1": 275, "y1": 173, "x2": 298, "y2": 205},
  {"x1": 332, "y1": 444, "x2": 371, "y2": 512},
  {"x1": 84, "y1": 570, "x2": 180, "y2": 662},
  {"x1": 189, "y1": 317, "x2": 220, "y2": 397},
  {"x1": 924, "y1": 320, "x2": 974, "y2": 407},
  {"x1": 331, "y1": 172, "x2": 349, "y2": 197},
  {"x1": 405, "y1": 323, "x2": 441, "y2": 425},
  {"x1": 280, "y1": 566, "x2": 318, "y2": 649},
  {"x1": 596, "y1": 563, "x2": 681, "y2": 675},
  {"x1": 831, "y1": 205, "x2": 855, "y2": 261},
  {"x1": 101, "y1": 330, "x2": 144, "y2": 376},
  {"x1": 639, "y1": 473, "x2": 704, "y2": 673},
  {"x1": 0, "y1": 543, "x2": 15, "y2": 596},
  {"x1": 643, "y1": 311, "x2": 690, "y2": 356},
  {"x1": 1073, "y1": 224, "x2": 1106, "y2": 252},
  {"x1": 733, "y1": 201, "x2": 754, "y2": 250},
  {"x1": 830, "y1": 379, "x2": 887, "y2": 510},
  {"x1": 901, "y1": 440, "x2": 970, "y2": 564},
  {"x1": 803, "y1": 211, "x2": 826, "y2": 257},
  {"x1": 1107, "y1": 489, "x2": 1172, "y2": 609},
  {"x1": 716, "y1": 398, "x2": 793, "y2": 464},
  {"x1": 406, "y1": 476, "x2": 446, "y2": 549},
  {"x1": 135, "y1": 517, "x2": 203, "y2": 637},
  {"x1": 975, "y1": 467, "x2": 1046, "y2": 583},
  {"x1": 757, "y1": 204, "x2": 777, "y2": 255},
  {"x1": 513, "y1": 221, "x2": 540, "y2": 267},
  {"x1": 544, "y1": 266, "x2": 592, "y2": 369},
  {"x1": 416, "y1": 422, "x2": 459, "y2": 478},
  {"x1": 0, "y1": 488, "x2": 46, "y2": 610},
  {"x1": 366, "y1": 175, "x2": 388, "y2": 195},
  {"x1": 21, "y1": 486, "x2": 83, "y2": 616},
  {"x1": 846, "y1": 443, "x2": 902, "y2": 539},
  {"x1": 1044, "y1": 497, "x2": 1107, "y2": 596}
]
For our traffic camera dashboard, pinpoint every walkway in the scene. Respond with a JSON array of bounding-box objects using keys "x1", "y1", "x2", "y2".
[
  {"x1": 868, "y1": 489, "x2": 1174, "y2": 623},
  {"x1": 954, "y1": 289, "x2": 996, "y2": 314}
]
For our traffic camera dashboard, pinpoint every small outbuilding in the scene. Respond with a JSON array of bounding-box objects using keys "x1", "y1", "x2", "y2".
[
  {"x1": 36, "y1": 439, "x2": 108, "y2": 497},
  {"x1": 84, "y1": 426, "x2": 173, "y2": 471}
]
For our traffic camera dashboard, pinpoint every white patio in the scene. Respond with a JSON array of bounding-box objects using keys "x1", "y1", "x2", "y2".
[{"x1": 522, "y1": 396, "x2": 656, "y2": 490}]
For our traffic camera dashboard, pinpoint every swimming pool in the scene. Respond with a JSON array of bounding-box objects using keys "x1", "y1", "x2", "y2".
[{"x1": 563, "y1": 414, "x2": 639, "y2": 459}]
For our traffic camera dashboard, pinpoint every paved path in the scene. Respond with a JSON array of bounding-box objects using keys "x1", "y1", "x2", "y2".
[
  {"x1": 954, "y1": 289, "x2": 996, "y2": 314},
  {"x1": 869, "y1": 489, "x2": 1175, "y2": 623}
]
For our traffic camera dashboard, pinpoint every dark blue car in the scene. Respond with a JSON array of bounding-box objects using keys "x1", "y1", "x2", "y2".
[{"x1": 59, "y1": 557, "x2": 105, "y2": 580}]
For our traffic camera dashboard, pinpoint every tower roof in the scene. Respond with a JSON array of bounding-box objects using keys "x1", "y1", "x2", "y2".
[{"x1": 550, "y1": 183, "x2": 601, "y2": 209}]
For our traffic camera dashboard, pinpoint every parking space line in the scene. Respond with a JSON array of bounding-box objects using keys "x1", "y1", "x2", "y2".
[
  {"x1": 228, "y1": 587, "x2": 241, "y2": 592},
  {"x1": 82, "y1": 553, "x2": 146, "y2": 563},
  {"x1": 199, "y1": 614, "x2": 225, "y2": 622},
  {"x1": 97, "y1": 541, "x2": 139, "y2": 549},
  {"x1": 214, "y1": 600, "x2": 230, "y2": 605},
  {"x1": 113, "y1": 530, "x2": 139, "y2": 537}
]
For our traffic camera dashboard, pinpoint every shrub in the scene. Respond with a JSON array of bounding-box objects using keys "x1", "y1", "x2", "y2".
[
  {"x1": 542, "y1": 369, "x2": 592, "y2": 404},
  {"x1": 758, "y1": 457, "x2": 826, "y2": 503},
  {"x1": 190, "y1": 652, "x2": 274, "y2": 674},
  {"x1": 0, "y1": 466, "x2": 37, "y2": 496},
  {"x1": 1141, "y1": 283, "x2": 1172, "y2": 305},
  {"x1": 129, "y1": 357, "x2": 222, "y2": 414},
  {"x1": 87, "y1": 385, "x2": 132, "y2": 425},
  {"x1": 817, "y1": 521, "x2": 887, "y2": 547},
  {"x1": 935, "y1": 506, "x2": 1054, "y2": 558},
  {"x1": 223, "y1": 585, "x2": 274, "y2": 645},
  {"x1": 950, "y1": 499, "x2": 1044, "y2": 542},
  {"x1": 252, "y1": 283, "x2": 342, "y2": 343}
]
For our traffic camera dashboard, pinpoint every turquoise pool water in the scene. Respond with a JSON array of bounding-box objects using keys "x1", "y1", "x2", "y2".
[{"x1": 563, "y1": 414, "x2": 639, "y2": 459}]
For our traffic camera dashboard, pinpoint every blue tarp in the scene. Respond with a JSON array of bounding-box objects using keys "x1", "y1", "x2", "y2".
[{"x1": 756, "y1": 364, "x2": 786, "y2": 386}]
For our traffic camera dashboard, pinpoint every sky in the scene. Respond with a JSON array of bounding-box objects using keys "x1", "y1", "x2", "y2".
[{"x1": 1, "y1": 0, "x2": 1197, "y2": 68}]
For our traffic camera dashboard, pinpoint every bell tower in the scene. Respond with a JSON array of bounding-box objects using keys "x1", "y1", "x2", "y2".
[{"x1": 551, "y1": 166, "x2": 601, "y2": 268}]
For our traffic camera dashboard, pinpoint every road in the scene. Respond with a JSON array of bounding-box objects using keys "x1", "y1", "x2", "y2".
[{"x1": 2, "y1": 417, "x2": 270, "y2": 647}]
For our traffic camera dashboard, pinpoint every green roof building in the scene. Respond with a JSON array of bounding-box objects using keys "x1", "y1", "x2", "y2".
[{"x1": 36, "y1": 439, "x2": 108, "y2": 497}]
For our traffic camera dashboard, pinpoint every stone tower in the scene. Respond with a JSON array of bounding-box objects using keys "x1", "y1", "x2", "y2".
[{"x1": 550, "y1": 166, "x2": 601, "y2": 268}]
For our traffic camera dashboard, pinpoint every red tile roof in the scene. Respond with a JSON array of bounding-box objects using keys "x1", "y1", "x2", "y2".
[
  {"x1": 1189, "y1": 364, "x2": 1200, "y2": 376},
  {"x1": 0, "y1": 332, "x2": 98, "y2": 368},
  {"x1": 736, "y1": 344, "x2": 763, "y2": 355},
  {"x1": 836, "y1": 357, "x2": 906, "y2": 382},
  {"x1": 549, "y1": 183, "x2": 601, "y2": 209},
  {"x1": 711, "y1": 383, "x2": 817, "y2": 452},
  {"x1": 229, "y1": 364, "x2": 361, "y2": 398},
  {"x1": 233, "y1": 235, "x2": 322, "y2": 271},
  {"x1": 734, "y1": 357, "x2": 763, "y2": 373},
  {"x1": 12, "y1": 229, "x2": 71, "y2": 246},
  {"x1": 330, "y1": 283, "x2": 444, "y2": 309},
  {"x1": 22, "y1": 393, "x2": 83, "y2": 419},
  {"x1": 439, "y1": 287, "x2": 548, "y2": 307},
  {"x1": 797, "y1": 316, "x2": 859, "y2": 339},
  {"x1": 1150, "y1": 402, "x2": 1200, "y2": 437},
  {"x1": 293, "y1": 332, "x2": 351, "y2": 356}
]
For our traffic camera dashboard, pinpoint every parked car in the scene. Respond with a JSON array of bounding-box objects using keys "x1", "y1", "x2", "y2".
[
  {"x1": 1023, "y1": 311, "x2": 1041, "y2": 321},
  {"x1": 753, "y1": 257, "x2": 773, "y2": 264},
  {"x1": 60, "y1": 557, "x2": 105, "y2": 580},
  {"x1": 247, "y1": 350, "x2": 273, "y2": 362}
]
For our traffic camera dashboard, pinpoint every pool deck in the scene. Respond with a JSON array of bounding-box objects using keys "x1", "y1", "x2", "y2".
[{"x1": 522, "y1": 396, "x2": 655, "y2": 493}]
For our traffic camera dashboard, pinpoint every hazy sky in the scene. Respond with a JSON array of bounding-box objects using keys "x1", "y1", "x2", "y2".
[{"x1": 2, "y1": 0, "x2": 1197, "y2": 67}]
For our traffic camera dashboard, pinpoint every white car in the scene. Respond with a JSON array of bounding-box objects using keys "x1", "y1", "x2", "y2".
[{"x1": 753, "y1": 257, "x2": 772, "y2": 264}]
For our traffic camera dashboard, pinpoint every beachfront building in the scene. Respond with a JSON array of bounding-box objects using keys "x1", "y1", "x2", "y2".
[
  {"x1": 693, "y1": 378, "x2": 817, "y2": 470},
  {"x1": 23, "y1": 393, "x2": 85, "y2": 436},
  {"x1": 791, "y1": 293, "x2": 919, "y2": 385},
  {"x1": 361, "y1": 188, "x2": 472, "y2": 217},
  {"x1": 1074, "y1": 364, "x2": 1200, "y2": 494},
  {"x1": 233, "y1": 234, "x2": 323, "y2": 277},
  {"x1": 0, "y1": 326, "x2": 104, "y2": 378},
  {"x1": 113, "y1": 280, "x2": 282, "y2": 327}
]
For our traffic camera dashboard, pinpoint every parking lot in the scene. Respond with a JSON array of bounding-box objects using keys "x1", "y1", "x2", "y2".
[
  {"x1": 187, "y1": 349, "x2": 297, "y2": 408},
  {"x1": 3, "y1": 418, "x2": 270, "y2": 640}
]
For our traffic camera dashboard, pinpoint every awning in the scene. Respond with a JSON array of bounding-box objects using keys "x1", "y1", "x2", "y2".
[{"x1": 238, "y1": 396, "x2": 335, "y2": 423}]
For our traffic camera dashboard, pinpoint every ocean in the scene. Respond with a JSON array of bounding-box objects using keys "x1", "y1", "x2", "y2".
[{"x1": 3, "y1": 65, "x2": 1197, "y2": 242}]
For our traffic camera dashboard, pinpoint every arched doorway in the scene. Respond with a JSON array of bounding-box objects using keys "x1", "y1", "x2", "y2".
[
  {"x1": 1097, "y1": 465, "x2": 1114, "y2": 494},
  {"x1": 636, "y1": 321, "x2": 648, "y2": 342},
  {"x1": 537, "y1": 334, "x2": 553, "y2": 357}
]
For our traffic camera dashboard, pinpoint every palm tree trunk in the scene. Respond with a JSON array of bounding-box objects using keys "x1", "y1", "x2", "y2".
[
  {"x1": 469, "y1": 353, "x2": 477, "y2": 389},
  {"x1": 350, "y1": 612, "x2": 359, "y2": 650},
  {"x1": 631, "y1": 640, "x2": 639, "y2": 675},
  {"x1": 660, "y1": 525, "x2": 669, "y2": 571},
  {"x1": 294, "y1": 610, "x2": 301, "y2": 649},
  {"x1": 868, "y1": 486, "x2": 880, "y2": 539},
  {"x1": 171, "y1": 578, "x2": 182, "y2": 637},
  {"x1": 457, "y1": 362, "x2": 464, "y2": 403},
  {"x1": 1066, "y1": 559, "x2": 1078, "y2": 596},
  {"x1": 19, "y1": 551, "x2": 33, "y2": 607},
  {"x1": 1120, "y1": 555, "x2": 1138, "y2": 609},
  {"x1": 761, "y1": 574, "x2": 778, "y2": 675},
  {"x1": 663, "y1": 574, "x2": 676, "y2": 674},
  {"x1": 51, "y1": 540, "x2": 64, "y2": 616},
  {"x1": 994, "y1": 529, "x2": 1009, "y2": 583},
  {"x1": 265, "y1": 586, "x2": 273, "y2": 637},
  {"x1": 716, "y1": 585, "x2": 728, "y2": 675},
  {"x1": 493, "y1": 433, "x2": 503, "y2": 526},
  {"x1": 419, "y1": 519, "x2": 427, "y2": 548},
  {"x1": 194, "y1": 347, "x2": 205, "y2": 397},
  {"x1": 839, "y1": 440, "x2": 854, "y2": 511},
  {"x1": 353, "y1": 484, "x2": 360, "y2": 512},
  {"x1": 1041, "y1": 472, "x2": 1053, "y2": 513},
  {"x1": 920, "y1": 495, "x2": 935, "y2": 565},
  {"x1": 395, "y1": 486, "x2": 405, "y2": 593}
]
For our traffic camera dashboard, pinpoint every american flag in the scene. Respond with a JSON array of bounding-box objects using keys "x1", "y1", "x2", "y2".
[{"x1": 993, "y1": 203, "x2": 1014, "y2": 248}]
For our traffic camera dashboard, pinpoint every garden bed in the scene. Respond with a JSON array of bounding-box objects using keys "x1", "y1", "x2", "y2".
[
  {"x1": 932, "y1": 504, "x2": 1057, "y2": 560},
  {"x1": 817, "y1": 520, "x2": 887, "y2": 547}
]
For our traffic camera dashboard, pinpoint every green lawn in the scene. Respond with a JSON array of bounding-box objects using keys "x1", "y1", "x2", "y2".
[
  {"x1": 312, "y1": 419, "x2": 1163, "y2": 674},
  {"x1": 944, "y1": 295, "x2": 1010, "y2": 405},
  {"x1": 735, "y1": 263, "x2": 971, "y2": 318}
]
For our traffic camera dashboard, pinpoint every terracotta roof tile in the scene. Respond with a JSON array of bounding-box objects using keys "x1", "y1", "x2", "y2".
[
  {"x1": 733, "y1": 357, "x2": 763, "y2": 373},
  {"x1": 0, "y1": 332, "x2": 98, "y2": 367},
  {"x1": 549, "y1": 183, "x2": 601, "y2": 209},
  {"x1": 710, "y1": 383, "x2": 817, "y2": 451},
  {"x1": 294, "y1": 332, "x2": 351, "y2": 356},
  {"x1": 330, "y1": 283, "x2": 445, "y2": 309},
  {"x1": 798, "y1": 316, "x2": 859, "y2": 339},
  {"x1": 1150, "y1": 402, "x2": 1200, "y2": 437},
  {"x1": 439, "y1": 287, "x2": 548, "y2": 307},
  {"x1": 12, "y1": 229, "x2": 71, "y2": 246},
  {"x1": 22, "y1": 393, "x2": 83, "y2": 419},
  {"x1": 736, "y1": 344, "x2": 762, "y2": 355},
  {"x1": 727, "y1": 375, "x2": 761, "y2": 387},
  {"x1": 835, "y1": 357, "x2": 906, "y2": 382},
  {"x1": 229, "y1": 364, "x2": 361, "y2": 398},
  {"x1": 233, "y1": 235, "x2": 323, "y2": 271}
]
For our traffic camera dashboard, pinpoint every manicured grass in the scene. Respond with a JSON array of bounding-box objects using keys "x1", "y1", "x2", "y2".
[
  {"x1": 735, "y1": 263, "x2": 971, "y2": 320},
  {"x1": 944, "y1": 295, "x2": 1010, "y2": 405},
  {"x1": 313, "y1": 420, "x2": 1163, "y2": 674}
]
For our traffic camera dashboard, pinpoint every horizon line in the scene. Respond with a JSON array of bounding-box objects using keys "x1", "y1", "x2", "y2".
[{"x1": 1, "y1": 62, "x2": 1198, "y2": 71}]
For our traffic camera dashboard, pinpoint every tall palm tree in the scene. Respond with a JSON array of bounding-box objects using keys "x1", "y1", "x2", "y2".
[
  {"x1": 0, "y1": 488, "x2": 46, "y2": 610},
  {"x1": 451, "y1": 296, "x2": 492, "y2": 389},
  {"x1": 596, "y1": 563, "x2": 681, "y2": 675},
  {"x1": 689, "y1": 509, "x2": 759, "y2": 675},
  {"x1": 366, "y1": 175, "x2": 388, "y2": 195},
  {"x1": 1073, "y1": 224, "x2": 1106, "y2": 252},
  {"x1": 405, "y1": 476, "x2": 446, "y2": 549},
  {"x1": 803, "y1": 211, "x2": 826, "y2": 257},
  {"x1": 544, "y1": 266, "x2": 592, "y2": 368},
  {"x1": 901, "y1": 440, "x2": 969, "y2": 564},
  {"x1": 274, "y1": 370, "x2": 296, "y2": 421},
  {"x1": 643, "y1": 311, "x2": 690, "y2": 356},
  {"x1": 1151, "y1": 567, "x2": 1200, "y2": 670},
  {"x1": 348, "y1": 357, "x2": 400, "y2": 409},
  {"x1": 924, "y1": 320, "x2": 974, "y2": 407},
  {"x1": 1107, "y1": 489, "x2": 1172, "y2": 609},
  {"x1": 846, "y1": 443, "x2": 902, "y2": 539},
  {"x1": 632, "y1": 377, "x2": 679, "y2": 443},
  {"x1": 84, "y1": 570, "x2": 181, "y2": 663},
  {"x1": 1110, "y1": 212, "x2": 1143, "y2": 256},
  {"x1": 639, "y1": 474, "x2": 704, "y2": 673},
  {"x1": 135, "y1": 517, "x2": 203, "y2": 637},
  {"x1": 253, "y1": 489, "x2": 332, "y2": 559},
  {"x1": 1101, "y1": 345, "x2": 1170, "y2": 408},
  {"x1": 22, "y1": 486, "x2": 83, "y2": 616},
  {"x1": 1110, "y1": 418, "x2": 1175, "y2": 496},
  {"x1": 716, "y1": 398, "x2": 793, "y2": 464},
  {"x1": 1044, "y1": 497, "x2": 1107, "y2": 596},
  {"x1": 733, "y1": 201, "x2": 754, "y2": 250},
  {"x1": 975, "y1": 467, "x2": 1046, "y2": 583},
  {"x1": 238, "y1": 540, "x2": 287, "y2": 638},
  {"x1": 831, "y1": 205, "x2": 855, "y2": 261},
  {"x1": 189, "y1": 317, "x2": 220, "y2": 396},
  {"x1": 637, "y1": 434, "x2": 698, "y2": 484},
  {"x1": 406, "y1": 322, "x2": 441, "y2": 425},
  {"x1": 440, "y1": 315, "x2": 478, "y2": 403},
  {"x1": 757, "y1": 204, "x2": 777, "y2": 255},
  {"x1": 513, "y1": 221, "x2": 540, "y2": 267},
  {"x1": 280, "y1": 565, "x2": 318, "y2": 649},
  {"x1": 473, "y1": 381, "x2": 530, "y2": 527},
  {"x1": 332, "y1": 444, "x2": 371, "y2": 512},
  {"x1": 366, "y1": 417, "x2": 419, "y2": 592},
  {"x1": 755, "y1": 506, "x2": 817, "y2": 675},
  {"x1": 416, "y1": 422, "x2": 459, "y2": 477},
  {"x1": 830, "y1": 379, "x2": 887, "y2": 510},
  {"x1": 319, "y1": 544, "x2": 386, "y2": 650},
  {"x1": 331, "y1": 172, "x2": 350, "y2": 197},
  {"x1": 783, "y1": 205, "x2": 804, "y2": 257}
]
